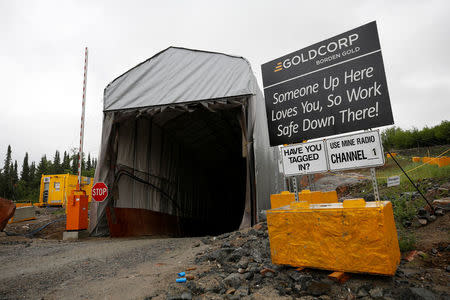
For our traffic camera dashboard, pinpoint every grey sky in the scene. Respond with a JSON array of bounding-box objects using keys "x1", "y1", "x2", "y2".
[{"x1": 1, "y1": 0, "x2": 449, "y2": 167}]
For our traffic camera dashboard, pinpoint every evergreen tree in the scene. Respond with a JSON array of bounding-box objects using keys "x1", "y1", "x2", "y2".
[
  {"x1": 36, "y1": 155, "x2": 48, "y2": 178},
  {"x1": 62, "y1": 151, "x2": 71, "y2": 172},
  {"x1": 11, "y1": 160, "x2": 18, "y2": 200},
  {"x1": 52, "y1": 150, "x2": 62, "y2": 173},
  {"x1": 13, "y1": 160, "x2": 18, "y2": 184},
  {"x1": 3, "y1": 145, "x2": 12, "y2": 180},
  {"x1": 87, "y1": 153, "x2": 92, "y2": 170},
  {"x1": 21, "y1": 152, "x2": 30, "y2": 183},
  {"x1": 29, "y1": 162, "x2": 37, "y2": 189},
  {"x1": 81, "y1": 152, "x2": 86, "y2": 172},
  {"x1": 1, "y1": 145, "x2": 13, "y2": 198},
  {"x1": 29, "y1": 162, "x2": 36, "y2": 181},
  {"x1": 71, "y1": 153, "x2": 78, "y2": 175}
]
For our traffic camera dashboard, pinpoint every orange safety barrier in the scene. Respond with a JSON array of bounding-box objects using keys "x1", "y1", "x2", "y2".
[
  {"x1": 412, "y1": 157, "x2": 421, "y2": 163},
  {"x1": 437, "y1": 157, "x2": 450, "y2": 167},
  {"x1": 386, "y1": 152, "x2": 397, "y2": 159},
  {"x1": 422, "y1": 157, "x2": 432, "y2": 164}
]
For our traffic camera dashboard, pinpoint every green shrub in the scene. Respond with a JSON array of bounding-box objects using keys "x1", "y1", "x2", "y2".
[
  {"x1": 391, "y1": 195, "x2": 425, "y2": 226},
  {"x1": 397, "y1": 229, "x2": 416, "y2": 252},
  {"x1": 382, "y1": 120, "x2": 450, "y2": 150}
]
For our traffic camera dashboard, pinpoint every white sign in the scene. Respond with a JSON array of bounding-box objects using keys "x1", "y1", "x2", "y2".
[
  {"x1": 326, "y1": 130, "x2": 384, "y2": 171},
  {"x1": 387, "y1": 176, "x2": 400, "y2": 187},
  {"x1": 281, "y1": 140, "x2": 328, "y2": 176}
]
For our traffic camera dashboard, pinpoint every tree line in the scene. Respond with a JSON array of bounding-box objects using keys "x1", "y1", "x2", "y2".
[
  {"x1": 0, "y1": 145, "x2": 97, "y2": 202},
  {"x1": 382, "y1": 120, "x2": 450, "y2": 150}
]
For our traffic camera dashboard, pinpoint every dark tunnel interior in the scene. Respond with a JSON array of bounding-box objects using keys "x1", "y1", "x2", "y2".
[
  {"x1": 110, "y1": 102, "x2": 249, "y2": 237},
  {"x1": 159, "y1": 104, "x2": 247, "y2": 236}
]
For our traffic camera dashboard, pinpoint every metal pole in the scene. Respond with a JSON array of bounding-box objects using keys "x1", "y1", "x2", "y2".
[
  {"x1": 308, "y1": 174, "x2": 315, "y2": 191},
  {"x1": 77, "y1": 47, "x2": 88, "y2": 189},
  {"x1": 370, "y1": 168, "x2": 380, "y2": 204},
  {"x1": 292, "y1": 176, "x2": 299, "y2": 202}
]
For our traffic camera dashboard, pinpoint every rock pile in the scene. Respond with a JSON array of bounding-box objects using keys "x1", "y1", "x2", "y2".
[{"x1": 164, "y1": 222, "x2": 447, "y2": 300}]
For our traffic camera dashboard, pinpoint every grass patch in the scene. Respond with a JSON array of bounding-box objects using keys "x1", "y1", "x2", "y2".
[
  {"x1": 52, "y1": 209, "x2": 66, "y2": 216},
  {"x1": 376, "y1": 158, "x2": 450, "y2": 181},
  {"x1": 390, "y1": 195, "x2": 425, "y2": 226},
  {"x1": 397, "y1": 227, "x2": 416, "y2": 252}
]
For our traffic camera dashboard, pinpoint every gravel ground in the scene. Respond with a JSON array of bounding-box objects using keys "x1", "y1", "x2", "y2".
[{"x1": 0, "y1": 236, "x2": 206, "y2": 300}]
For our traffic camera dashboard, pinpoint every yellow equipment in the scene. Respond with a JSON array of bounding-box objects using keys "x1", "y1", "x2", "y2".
[
  {"x1": 267, "y1": 199, "x2": 400, "y2": 276},
  {"x1": 38, "y1": 174, "x2": 93, "y2": 207}
]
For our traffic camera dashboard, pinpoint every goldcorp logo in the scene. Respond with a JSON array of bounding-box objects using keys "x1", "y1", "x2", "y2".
[
  {"x1": 274, "y1": 62, "x2": 283, "y2": 72},
  {"x1": 273, "y1": 33, "x2": 359, "y2": 73}
]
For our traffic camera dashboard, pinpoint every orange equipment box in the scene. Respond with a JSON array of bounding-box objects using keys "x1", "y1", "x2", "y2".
[
  {"x1": 267, "y1": 199, "x2": 400, "y2": 276},
  {"x1": 66, "y1": 190, "x2": 89, "y2": 231}
]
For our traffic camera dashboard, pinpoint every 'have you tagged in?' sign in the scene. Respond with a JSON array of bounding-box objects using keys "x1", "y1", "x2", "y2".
[
  {"x1": 281, "y1": 140, "x2": 328, "y2": 176},
  {"x1": 261, "y1": 21, "x2": 394, "y2": 146},
  {"x1": 281, "y1": 130, "x2": 384, "y2": 176}
]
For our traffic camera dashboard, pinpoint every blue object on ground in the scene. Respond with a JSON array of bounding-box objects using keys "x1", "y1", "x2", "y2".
[
  {"x1": 176, "y1": 277, "x2": 187, "y2": 283},
  {"x1": 178, "y1": 272, "x2": 186, "y2": 277}
]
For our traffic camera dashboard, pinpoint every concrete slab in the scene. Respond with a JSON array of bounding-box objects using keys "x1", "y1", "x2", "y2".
[
  {"x1": 63, "y1": 231, "x2": 79, "y2": 241},
  {"x1": 63, "y1": 230, "x2": 88, "y2": 240}
]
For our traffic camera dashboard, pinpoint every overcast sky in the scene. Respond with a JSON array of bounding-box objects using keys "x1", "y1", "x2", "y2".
[{"x1": 1, "y1": 0, "x2": 449, "y2": 168}]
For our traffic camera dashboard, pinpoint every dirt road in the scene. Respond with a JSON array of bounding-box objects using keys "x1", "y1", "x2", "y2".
[{"x1": 0, "y1": 236, "x2": 206, "y2": 300}]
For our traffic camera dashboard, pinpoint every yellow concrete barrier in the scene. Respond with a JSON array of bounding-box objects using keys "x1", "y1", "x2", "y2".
[
  {"x1": 271, "y1": 190, "x2": 339, "y2": 209},
  {"x1": 267, "y1": 200, "x2": 400, "y2": 276},
  {"x1": 270, "y1": 191, "x2": 295, "y2": 209},
  {"x1": 299, "y1": 189, "x2": 338, "y2": 204}
]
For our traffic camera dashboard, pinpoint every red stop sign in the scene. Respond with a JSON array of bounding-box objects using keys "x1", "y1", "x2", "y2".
[{"x1": 92, "y1": 182, "x2": 108, "y2": 202}]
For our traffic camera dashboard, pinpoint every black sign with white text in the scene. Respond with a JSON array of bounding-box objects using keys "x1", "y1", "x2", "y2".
[{"x1": 261, "y1": 21, "x2": 394, "y2": 146}]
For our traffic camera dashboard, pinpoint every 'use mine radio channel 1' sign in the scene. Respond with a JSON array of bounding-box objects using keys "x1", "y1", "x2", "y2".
[
  {"x1": 261, "y1": 21, "x2": 394, "y2": 146},
  {"x1": 325, "y1": 130, "x2": 384, "y2": 171}
]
